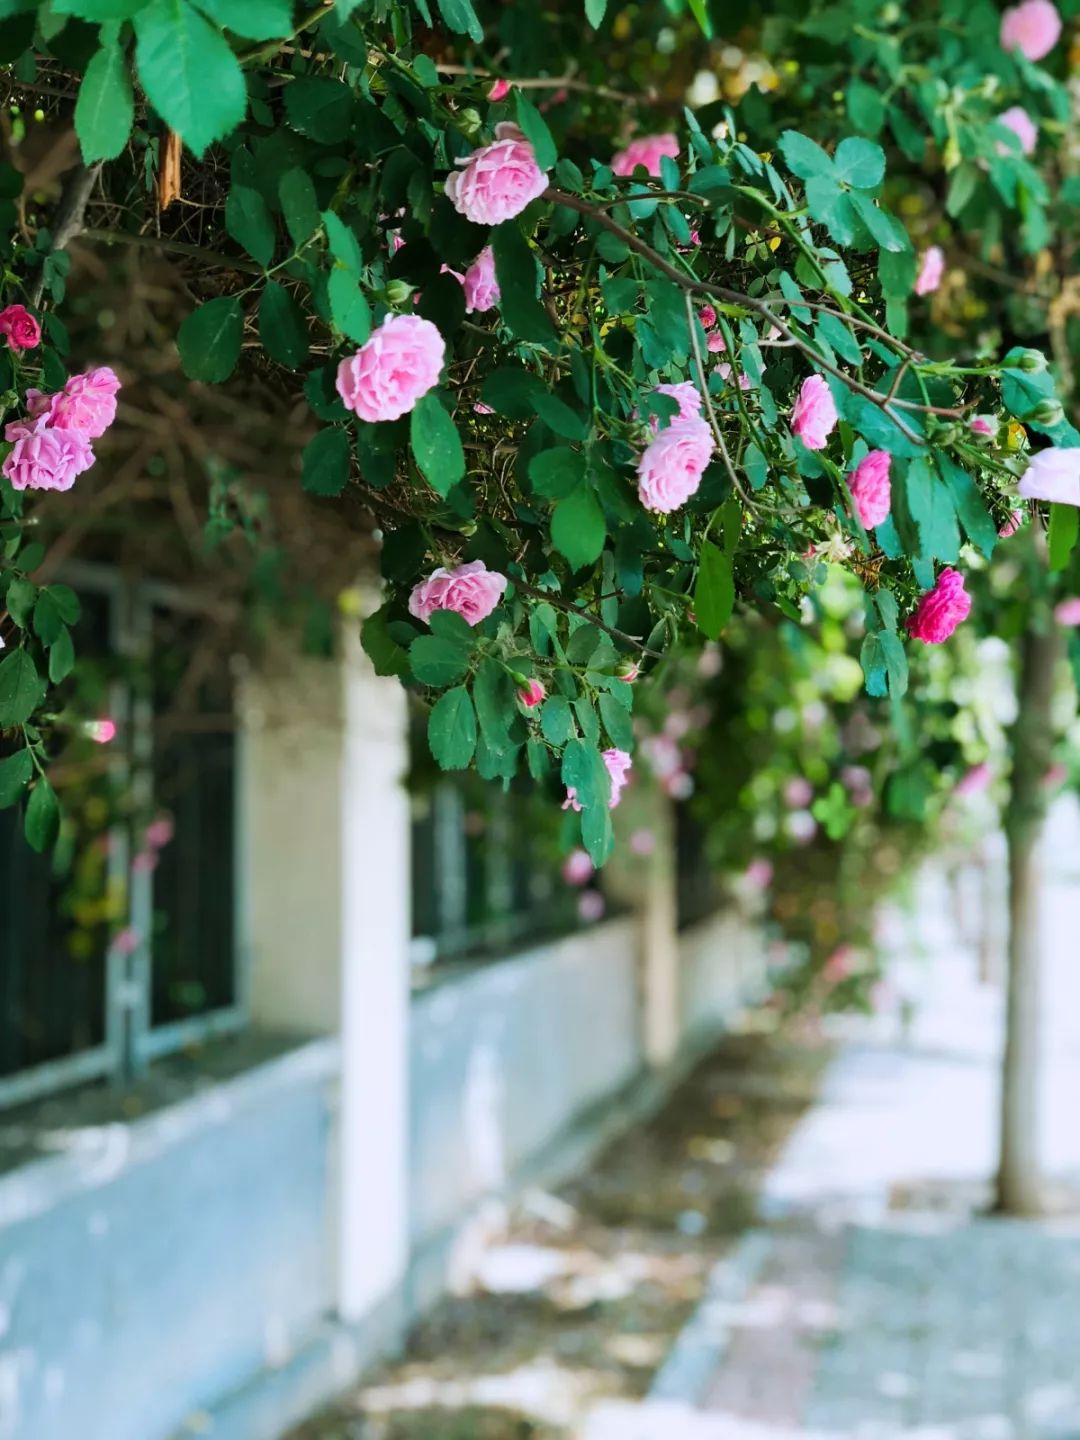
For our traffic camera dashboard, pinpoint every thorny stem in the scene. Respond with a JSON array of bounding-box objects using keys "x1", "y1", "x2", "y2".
[
  {"x1": 685, "y1": 291, "x2": 756, "y2": 510},
  {"x1": 512, "y1": 578, "x2": 665, "y2": 659}
]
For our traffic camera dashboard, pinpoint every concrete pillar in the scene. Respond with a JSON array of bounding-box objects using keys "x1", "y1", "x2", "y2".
[{"x1": 639, "y1": 792, "x2": 681, "y2": 1068}]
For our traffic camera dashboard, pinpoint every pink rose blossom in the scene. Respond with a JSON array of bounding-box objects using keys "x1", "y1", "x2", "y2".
[
  {"x1": 698, "y1": 304, "x2": 717, "y2": 330},
  {"x1": 86, "y1": 718, "x2": 117, "y2": 744},
  {"x1": 848, "y1": 450, "x2": 892, "y2": 529},
  {"x1": 1000, "y1": 0, "x2": 1061, "y2": 60},
  {"x1": 578, "y1": 890, "x2": 606, "y2": 922},
  {"x1": 563, "y1": 747, "x2": 632, "y2": 812},
  {"x1": 717, "y1": 362, "x2": 750, "y2": 391},
  {"x1": 336, "y1": 314, "x2": 445, "y2": 423},
  {"x1": 744, "y1": 858, "x2": 773, "y2": 890},
  {"x1": 27, "y1": 366, "x2": 121, "y2": 438},
  {"x1": 131, "y1": 850, "x2": 158, "y2": 875},
  {"x1": 956, "y1": 762, "x2": 992, "y2": 797},
  {"x1": 637, "y1": 417, "x2": 713, "y2": 513},
  {"x1": 445, "y1": 123, "x2": 549, "y2": 225},
  {"x1": 439, "y1": 262, "x2": 465, "y2": 285},
  {"x1": 999, "y1": 509, "x2": 1024, "y2": 537},
  {"x1": 1018, "y1": 448, "x2": 1080, "y2": 506},
  {"x1": 906, "y1": 568, "x2": 972, "y2": 644},
  {"x1": 996, "y1": 106, "x2": 1038, "y2": 157},
  {"x1": 463, "y1": 246, "x2": 500, "y2": 313},
  {"x1": 408, "y1": 559, "x2": 508, "y2": 626},
  {"x1": 145, "y1": 815, "x2": 175, "y2": 849},
  {"x1": 970, "y1": 415, "x2": 996, "y2": 437},
  {"x1": 611, "y1": 133, "x2": 679, "y2": 177},
  {"x1": 791, "y1": 374, "x2": 837, "y2": 450},
  {"x1": 0, "y1": 303, "x2": 41, "y2": 350},
  {"x1": 2, "y1": 419, "x2": 95, "y2": 492},
  {"x1": 629, "y1": 827, "x2": 655, "y2": 856},
  {"x1": 706, "y1": 330, "x2": 726, "y2": 354},
  {"x1": 562, "y1": 848, "x2": 594, "y2": 886},
  {"x1": 784, "y1": 777, "x2": 814, "y2": 808},
  {"x1": 474, "y1": 401, "x2": 494, "y2": 415},
  {"x1": 487, "y1": 78, "x2": 510, "y2": 101},
  {"x1": 914, "y1": 245, "x2": 945, "y2": 297},
  {"x1": 653, "y1": 381, "x2": 703, "y2": 425},
  {"x1": 518, "y1": 678, "x2": 545, "y2": 707},
  {"x1": 113, "y1": 927, "x2": 141, "y2": 957},
  {"x1": 824, "y1": 946, "x2": 854, "y2": 983},
  {"x1": 1054, "y1": 597, "x2": 1080, "y2": 626}
]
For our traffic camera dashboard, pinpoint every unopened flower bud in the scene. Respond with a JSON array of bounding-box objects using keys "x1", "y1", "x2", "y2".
[
  {"x1": 1029, "y1": 397, "x2": 1064, "y2": 427},
  {"x1": 1015, "y1": 349, "x2": 1048, "y2": 374},
  {"x1": 383, "y1": 279, "x2": 414, "y2": 306}
]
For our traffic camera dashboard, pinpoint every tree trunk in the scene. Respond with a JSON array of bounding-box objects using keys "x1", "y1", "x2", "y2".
[{"x1": 995, "y1": 621, "x2": 1061, "y2": 1216}]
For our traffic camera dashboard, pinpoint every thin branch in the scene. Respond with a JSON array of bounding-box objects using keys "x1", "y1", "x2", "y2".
[
  {"x1": 513, "y1": 578, "x2": 664, "y2": 658},
  {"x1": 685, "y1": 291, "x2": 755, "y2": 509},
  {"x1": 79, "y1": 227, "x2": 264, "y2": 276},
  {"x1": 29, "y1": 162, "x2": 102, "y2": 307}
]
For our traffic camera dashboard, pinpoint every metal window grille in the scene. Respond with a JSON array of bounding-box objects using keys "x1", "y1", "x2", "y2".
[{"x1": 0, "y1": 565, "x2": 245, "y2": 1109}]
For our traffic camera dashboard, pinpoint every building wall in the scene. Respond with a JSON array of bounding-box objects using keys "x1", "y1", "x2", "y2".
[{"x1": 678, "y1": 905, "x2": 770, "y2": 1050}]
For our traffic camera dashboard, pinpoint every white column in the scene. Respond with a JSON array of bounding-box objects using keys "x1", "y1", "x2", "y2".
[
  {"x1": 640, "y1": 792, "x2": 681, "y2": 1068},
  {"x1": 337, "y1": 621, "x2": 412, "y2": 1323}
]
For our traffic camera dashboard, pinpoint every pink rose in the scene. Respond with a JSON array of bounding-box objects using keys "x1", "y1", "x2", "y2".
[
  {"x1": 906, "y1": 568, "x2": 972, "y2": 644},
  {"x1": 487, "y1": 78, "x2": 510, "y2": 101},
  {"x1": 629, "y1": 827, "x2": 655, "y2": 856},
  {"x1": 914, "y1": 245, "x2": 945, "y2": 297},
  {"x1": 113, "y1": 927, "x2": 141, "y2": 957},
  {"x1": 474, "y1": 401, "x2": 494, "y2": 415},
  {"x1": 336, "y1": 314, "x2": 445, "y2": 423},
  {"x1": 848, "y1": 450, "x2": 892, "y2": 528},
  {"x1": 562, "y1": 848, "x2": 594, "y2": 886},
  {"x1": 407, "y1": 559, "x2": 508, "y2": 626},
  {"x1": 0, "y1": 303, "x2": 41, "y2": 351},
  {"x1": 637, "y1": 416, "x2": 713, "y2": 513},
  {"x1": 611, "y1": 133, "x2": 679, "y2": 178},
  {"x1": 791, "y1": 374, "x2": 837, "y2": 450},
  {"x1": 717, "y1": 362, "x2": 750, "y2": 391},
  {"x1": 463, "y1": 246, "x2": 500, "y2": 313},
  {"x1": 562, "y1": 746, "x2": 632, "y2": 812},
  {"x1": 1000, "y1": 0, "x2": 1061, "y2": 60},
  {"x1": 996, "y1": 106, "x2": 1038, "y2": 157},
  {"x1": 617, "y1": 660, "x2": 640, "y2": 682},
  {"x1": 698, "y1": 304, "x2": 717, "y2": 330},
  {"x1": 955, "y1": 762, "x2": 992, "y2": 797},
  {"x1": 28, "y1": 366, "x2": 121, "y2": 438},
  {"x1": 1018, "y1": 448, "x2": 1080, "y2": 506},
  {"x1": 652, "y1": 381, "x2": 702, "y2": 426},
  {"x1": 578, "y1": 890, "x2": 606, "y2": 922},
  {"x1": 706, "y1": 330, "x2": 726, "y2": 354},
  {"x1": 517, "y1": 678, "x2": 545, "y2": 707},
  {"x1": 970, "y1": 415, "x2": 996, "y2": 437},
  {"x1": 131, "y1": 850, "x2": 159, "y2": 875},
  {"x1": 1054, "y1": 597, "x2": 1080, "y2": 626},
  {"x1": 744, "y1": 858, "x2": 773, "y2": 890},
  {"x1": 999, "y1": 509, "x2": 1024, "y2": 537},
  {"x1": 145, "y1": 815, "x2": 175, "y2": 849},
  {"x1": 1043, "y1": 761, "x2": 1068, "y2": 789},
  {"x1": 824, "y1": 946, "x2": 854, "y2": 983},
  {"x1": 445, "y1": 123, "x2": 549, "y2": 225},
  {"x1": 2, "y1": 420, "x2": 95, "y2": 491},
  {"x1": 784, "y1": 777, "x2": 813, "y2": 809}
]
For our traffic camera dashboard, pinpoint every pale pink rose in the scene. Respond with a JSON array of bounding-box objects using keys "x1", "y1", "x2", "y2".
[
  {"x1": 611, "y1": 133, "x2": 679, "y2": 177},
  {"x1": 629, "y1": 827, "x2": 655, "y2": 856},
  {"x1": 578, "y1": 889, "x2": 606, "y2": 922},
  {"x1": 841, "y1": 765, "x2": 873, "y2": 807},
  {"x1": 848, "y1": 449, "x2": 892, "y2": 528},
  {"x1": 698, "y1": 304, "x2": 717, "y2": 329},
  {"x1": 86, "y1": 718, "x2": 117, "y2": 744},
  {"x1": 518, "y1": 678, "x2": 545, "y2": 707},
  {"x1": 697, "y1": 644, "x2": 722, "y2": 679},
  {"x1": 445, "y1": 123, "x2": 549, "y2": 225},
  {"x1": 562, "y1": 848, "x2": 594, "y2": 886},
  {"x1": 564, "y1": 747, "x2": 632, "y2": 812},
  {"x1": 131, "y1": 850, "x2": 158, "y2": 874},
  {"x1": 744, "y1": 858, "x2": 773, "y2": 890},
  {"x1": 706, "y1": 330, "x2": 727, "y2": 353},
  {"x1": 28, "y1": 366, "x2": 121, "y2": 438},
  {"x1": 463, "y1": 246, "x2": 500, "y2": 313},
  {"x1": 996, "y1": 105, "x2": 1038, "y2": 156},
  {"x1": 637, "y1": 416, "x2": 713, "y2": 513},
  {"x1": 408, "y1": 559, "x2": 508, "y2": 626},
  {"x1": 786, "y1": 810, "x2": 817, "y2": 844},
  {"x1": 717, "y1": 362, "x2": 750, "y2": 391},
  {"x1": 439, "y1": 262, "x2": 465, "y2": 285},
  {"x1": 0, "y1": 303, "x2": 40, "y2": 350},
  {"x1": 665, "y1": 770, "x2": 694, "y2": 800},
  {"x1": 906, "y1": 568, "x2": 972, "y2": 644},
  {"x1": 1000, "y1": 0, "x2": 1061, "y2": 60},
  {"x1": 956, "y1": 761, "x2": 992, "y2": 797},
  {"x1": 824, "y1": 945, "x2": 854, "y2": 982},
  {"x1": 999, "y1": 509, "x2": 1024, "y2": 537},
  {"x1": 113, "y1": 927, "x2": 141, "y2": 957},
  {"x1": 914, "y1": 245, "x2": 945, "y2": 296},
  {"x1": 1018, "y1": 448, "x2": 1080, "y2": 506},
  {"x1": 970, "y1": 415, "x2": 996, "y2": 437},
  {"x1": 791, "y1": 374, "x2": 837, "y2": 450},
  {"x1": 487, "y1": 78, "x2": 510, "y2": 101},
  {"x1": 145, "y1": 815, "x2": 175, "y2": 849},
  {"x1": 336, "y1": 314, "x2": 445, "y2": 422},
  {"x1": 2, "y1": 420, "x2": 94, "y2": 491},
  {"x1": 784, "y1": 777, "x2": 813, "y2": 808},
  {"x1": 473, "y1": 401, "x2": 494, "y2": 415},
  {"x1": 652, "y1": 380, "x2": 702, "y2": 426},
  {"x1": 1054, "y1": 597, "x2": 1080, "y2": 625}
]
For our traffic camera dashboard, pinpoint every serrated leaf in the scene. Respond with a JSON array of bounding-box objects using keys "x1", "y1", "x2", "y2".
[
  {"x1": 134, "y1": 0, "x2": 247, "y2": 159},
  {"x1": 225, "y1": 184, "x2": 275, "y2": 266},
  {"x1": 473, "y1": 657, "x2": 514, "y2": 754},
  {"x1": 805, "y1": 175, "x2": 857, "y2": 245},
  {"x1": 532, "y1": 392, "x2": 587, "y2": 440},
  {"x1": 410, "y1": 633, "x2": 472, "y2": 686},
  {"x1": 694, "y1": 541, "x2": 734, "y2": 640},
  {"x1": 24, "y1": 776, "x2": 59, "y2": 853},
  {"x1": 434, "y1": 0, "x2": 482, "y2": 41},
  {"x1": 177, "y1": 296, "x2": 243, "y2": 383},
  {"x1": 328, "y1": 267, "x2": 371, "y2": 343},
  {"x1": 279, "y1": 167, "x2": 321, "y2": 249},
  {"x1": 410, "y1": 393, "x2": 464, "y2": 497},
  {"x1": 778, "y1": 130, "x2": 835, "y2": 181},
  {"x1": 904, "y1": 455, "x2": 959, "y2": 563},
  {"x1": 48, "y1": 628, "x2": 75, "y2": 683},
  {"x1": 284, "y1": 76, "x2": 353, "y2": 145},
  {"x1": 75, "y1": 42, "x2": 134, "y2": 163},
  {"x1": 302, "y1": 427, "x2": 350, "y2": 496},
  {"x1": 598, "y1": 691, "x2": 633, "y2": 750},
  {"x1": 585, "y1": 0, "x2": 606, "y2": 27},
  {"x1": 551, "y1": 486, "x2": 605, "y2": 570},
  {"x1": 428, "y1": 686, "x2": 476, "y2": 769},
  {"x1": 1049, "y1": 502, "x2": 1079, "y2": 572},
  {"x1": 0, "y1": 748, "x2": 32, "y2": 807},
  {"x1": 848, "y1": 191, "x2": 909, "y2": 252},
  {"x1": 514, "y1": 91, "x2": 556, "y2": 171},
  {"x1": 540, "y1": 695, "x2": 573, "y2": 745},
  {"x1": 492, "y1": 223, "x2": 559, "y2": 349},
  {"x1": 833, "y1": 136, "x2": 885, "y2": 189},
  {"x1": 193, "y1": 0, "x2": 292, "y2": 37},
  {"x1": 937, "y1": 455, "x2": 997, "y2": 559},
  {"x1": 0, "y1": 649, "x2": 44, "y2": 727},
  {"x1": 529, "y1": 447, "x2": 585, "y2": 499},
  {"x1": 259, "y1": 281, "x2": 309, "y2": 369}
]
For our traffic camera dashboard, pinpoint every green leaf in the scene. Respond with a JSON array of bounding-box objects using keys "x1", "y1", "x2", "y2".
[
  {"x1": 904, "y1": 455, "x2": 959, "y2": 563},
  {"x1": 279, "y1": 167, "x2": 321, "y2": 249},
  {"x1": 938, "y1": 455, "x2": 997, "y2": 559},
  {"x1": 585, "y1": 0, "x2": 606, "y2": 27},
  {"x1": 847, "y1": 191, "x2": 909, "y2": 252},
  {"x1": 847, "y1": 78, "x2": 885, "y2": 136},
  {"x1": 805, "y1": 175, "x2": 857, "y2": 245},
  {"x1": 284, "y1": 76, "x2": 353, "y2": 145},
  {"x1": 177, "y1": 296, "x2": 243, "y2": 382},
  {"x1": 778, "y1": 130, "x2": 835, "y2": 181},
  {"x1": 514, "y1": 91, "x2": 556, "y2": 171},
  {"x1": 75, "y1": 42, "x2": 135, "y2": 163},
  {"x1": 225, "y1": 185, "x2": 275, "y2": 267},
  {"x1": 540, "y1": 695, "x2": 573, "y2": 745},
  {"x1": 879, "y1": 631, "x2": 908, "y2": 697},
  {"x1": 532, "y1": 392, "x2": 587, "y2": 440},
  {"x1": 848, "y1": 395, "x2": 924, "y2": 458},
  {"x1": 434, "y1": 0, "x2": 482, "y2": 41},
  {"x1": 134, "y1": 0, "x2": 247, "y2": 159},
  {"x1": 323, "y1": 211, "x2": 363, "y2": 272},
  {"x1": 0, "y1": 748, "x2": 32, "y2": 807},
  {"x1": 191, "y1": 0, "x2": 292, "y2": 37},
  {"x1": 6, "y1": 578, "x2": 35, "y2": 628},
  {"x1": 410, "y1": 393, "x2": 464, "y2": 497},
  {"x1": 361, "y1": 605, "x2": 409, "y2": 677},
  {"x1": 32, "y1": 591, "x2": 67, "y2": 645},
  {"x1": 860, "y1": 631, "x2": 887, "y2": 698},
  {"x1": 54, "y1": 0, "x2": 147, "y2": 17},
  {"x1": 473, "y1": 657, "x2": 514, "y2": 754},
  {"x1": 551, "y1": 486, "x2": 605, "y2": 570},
  {"x1": 48, "y1": 628, "x2": 75, "y2": 683},
  {"x1": 24, "y1": 777, "x2": 59, "y2": 853},
  {"x1": 428, "y1": 686, "x2": 477, "y2": 769},
  {"x1": 598, "y1": 690, "x2": 633, "y2": 750},
  {"x1": 833, "y1": 136, "x2": 885, "y2": 190},
  {"x1": 259, "y1": 281, "x2": 309, "y2": 369},
  {"x1": 492, "y1": 223, "x2": 559, "y2": 349},
  {"x1": 694, "y1": 540, "x2": 734, "y2": 640},
  {"x1": 301, "y1": 427, "x2": 350, "y2": 496},
  {"x1": 410, "y1": 633, "x2": 472, "y2": 686},
  {"x1": 481, "y1": 365, "x2": 548, "y2": 418},
  {"x1": 328, "y1": 268, "x2": 371, "y2": 343},
  {"x1": 529, "y1": 447, "x2": 585, "y2": 500},
  {"x1": 1049, "y1": 502, "x2": 1079, "y2": 572},
  {"x1": 815, "y1": 311, "x2": 863, "y2": 367},
  {"x1": 0, "y1": 649, "x2": 44, "y2": 727}
]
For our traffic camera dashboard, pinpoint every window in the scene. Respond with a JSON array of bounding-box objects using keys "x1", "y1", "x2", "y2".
[
  {"x1": 0, "y1": 567, "x2": 242, "y2": 1107},
  {"x1": 676, "y1": 801, "x2": 723, "y2": 929}
]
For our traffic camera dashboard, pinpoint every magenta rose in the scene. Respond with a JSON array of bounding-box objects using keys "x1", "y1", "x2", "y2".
[
  {"x1": 0, "y1": 304, "x2": 41, "y2": 351},
  {"x1": 517, "y1": 678, "x2": 545, "y2": 708},
  {"x1": 2, "y1": 419, "x2": 95, "y2": 492},
  {"x1": 445, "y1": 123, "x2": 549, "y2": 226},
  {"x1": 336, "y1": 314, "x2": 445, "y2": 423},
  {"x1": 848, "y1": 450, "x2": 892, "y2": 529},
  {"x1": 791, "y1": 374, "x2": 837, "y2": 450},
  {"x1": 637, "y1": 417, "x2": 713, "y2": 514},
  {"x1": 1000, "y1": 0, "x2": 1061, "y2": 60},
  {"x1": 407, "y1": 559, "x2": 508, "y2": 626},
  {"x1": 463, "y1": 246, "x2": 500, "y2": 313},
  {"x1": 611, "y1": 133, "x2": 679, "y2": 178},
  {"x1": 906, "y1": 568, "x2": 972, "y2": 644}
]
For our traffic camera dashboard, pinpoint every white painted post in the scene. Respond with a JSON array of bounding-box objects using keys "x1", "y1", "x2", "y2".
[{"x1": 640, "y1": 791, "x2": 680, "y2": 1068}]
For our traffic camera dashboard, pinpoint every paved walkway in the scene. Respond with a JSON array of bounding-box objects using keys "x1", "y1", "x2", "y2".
[{"x1": 580, "y1": 803, "x2": 1080, "y2": 1440}]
